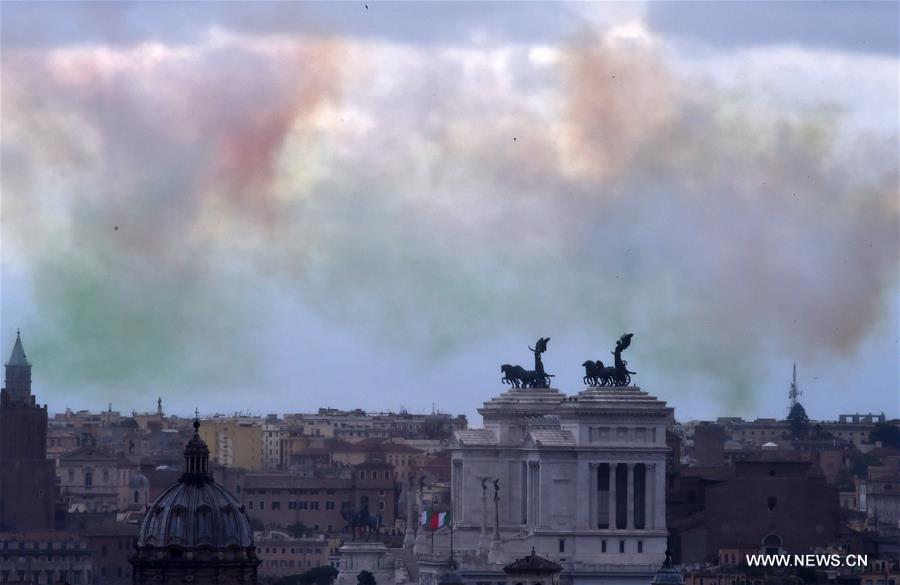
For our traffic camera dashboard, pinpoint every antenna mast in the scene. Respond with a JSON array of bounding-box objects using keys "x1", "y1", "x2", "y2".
[{"x1": 788, "y1": 363, "x2": 801, "y2": 412}]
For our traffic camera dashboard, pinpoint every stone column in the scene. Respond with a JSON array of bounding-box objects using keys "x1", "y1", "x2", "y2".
[
  {"x1": 655, "y1": 460, "x2": 666, "y2": 529},
  {"x1": 527, "y1": 462, "x2": 534, "y2": 529},
  {"x1": 608, "y1": 462, "x2": 617, "y2": 530},
  {"x1": 478, "y1": 479, "x2": 490, "y2": 554},
  {"x1": 493, "y1": 482, "x2": 501, "y2": 539},
  {"x1": 489, "y1": 479, "x2": 504, "y2": 564},
  {"x1": 528, "y1": 462, "x2": 536, "y2": 528},
  {"x1": 403, "y1": 478, "x2": 415, "y2": 548},
  {"x1": 453, "y1": 460, "x2": 463, "y2": 520},
  {"x1": 646, "y1": 463, "x2": 655, "y2": 530},
  {"x1": 626, "y1": 463, "x2": 635, "y2": 530},
  {"x1": 587, "y1": 463, "x2": 597, "y2": 529}
]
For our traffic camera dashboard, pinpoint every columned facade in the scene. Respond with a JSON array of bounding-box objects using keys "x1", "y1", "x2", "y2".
[{"x1": 420, "y1": 384, "x2": 674, "y2": 585}]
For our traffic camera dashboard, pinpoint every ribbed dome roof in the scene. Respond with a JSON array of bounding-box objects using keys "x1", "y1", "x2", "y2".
[
  {"x1": 136, "y1": 416, "x2": 254, "y2": 551},
  {"x1": 651, "y1": 551, "x2": 684, "y2": 584},
  {"x1": 137, "y1": 479, "x2": 253, "y2": 548}
]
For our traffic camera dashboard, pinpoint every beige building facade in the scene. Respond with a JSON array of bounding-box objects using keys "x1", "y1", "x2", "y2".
[{"x1": 199, "y1": 419, "x2": 263, "y2": 470}]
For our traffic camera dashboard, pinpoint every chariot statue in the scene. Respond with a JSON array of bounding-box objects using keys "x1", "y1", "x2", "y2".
[
  {"x1": 582, "y1": 333, "x2": 636, "y2": 387},
  {"x1": 501, "y1": 337, "x2": 555, "y2": 388}
]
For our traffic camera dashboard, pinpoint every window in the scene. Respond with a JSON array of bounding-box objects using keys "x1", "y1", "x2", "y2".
[
  {"x1": 637, "y1": 540, "x2": 643, "y2": 553},
  {"x1": 378, "y1": 501, "x2": 385, "y2": 511},
  {"x1": 763, "y1": 534, "x2": 782, "y2": 555},
  {"x1": 619, "y1": 540, "x2": 625, "y2": 553},
  {"x1": 767, "y1": 497, "x2": 777, "y2": 512},
  {"x1": 248, "y1": 501, "x2": 254, "y2": 510},
  {"x1": 85, "y1": 471, "x2": 93, "y2": 489},
  {"x1": 259, "y1": 501, "x2": 265, "y2": 510},
  {"x1": 558, "y1": 539, "x2": 565, "y2": 553},
  {"x1": 272, "y1": 501, "x2": 281, "y2": 510},
  {"x1": 384, "y1": 471, "x2": 390, "y2": 480},
  {"x1": 379, "y1": 490, "x2": 385, "y2": 497},
  {"x1": 134, "y1": 490, "x2": 140, "y2": 504},
  {"x1": 601, "y1": 540, "x2": 607, "y2": 553},
  {"x1": 326, "y1": 501, "x2": 335, "y2": 510},
  {"x1": 103, "y1": 469, "x2": 109, "y2": 482}
]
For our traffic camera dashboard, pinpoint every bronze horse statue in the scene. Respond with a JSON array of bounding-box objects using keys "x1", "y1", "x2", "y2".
[
  {"x1": 500, "y1": 337, "x2": 555, "y2": 388},
  {"x1": 583, "y1": 333, "x2": 636, "y2": 387},
  {"x1": 341, "y1": 503, "x2": 381, "y2": 540}
]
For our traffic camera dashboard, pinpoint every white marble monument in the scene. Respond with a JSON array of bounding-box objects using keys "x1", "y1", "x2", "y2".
[{"x1": 418, "y1": 384, "x2": 674, "y2": 585}]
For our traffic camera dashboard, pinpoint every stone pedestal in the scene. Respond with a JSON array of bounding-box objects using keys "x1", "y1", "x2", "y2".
[
  {"x1": 413, "y1": 526, "x2": 429, "y2": 556},
  {"x1": 336, "y1": 542, "x2": 395, "y2": 585},
  {"x1": 488, "y1": 537, "x2": 505, "y2": 565}
]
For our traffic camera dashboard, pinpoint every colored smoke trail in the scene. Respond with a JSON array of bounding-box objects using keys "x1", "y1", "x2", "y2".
[{"x1": 1, "y1": 23, "x2": 897, "y2": 408}]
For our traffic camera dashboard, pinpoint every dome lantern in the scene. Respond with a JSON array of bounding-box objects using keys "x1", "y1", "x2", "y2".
[{"x1": 650, "y1": 550, "x2": 684, "y2": 584}]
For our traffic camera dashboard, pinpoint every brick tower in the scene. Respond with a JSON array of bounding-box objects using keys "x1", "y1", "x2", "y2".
[{"x1": 0, "y1": 331, "x2": 56, "y2": 530}]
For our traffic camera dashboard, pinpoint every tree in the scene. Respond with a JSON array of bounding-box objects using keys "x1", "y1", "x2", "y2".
[
  {"x1": 357, "y1": 570, "x2": 376, "y2": 585},
  {"x1": 286, "y1": 521, "x2": 308, "y2": 538},
  {"x1": 787, "y1": 403, "x2": 809, "y2": 438},
  {"x1": 869, "y1": 423, "x2": 900, "y2": 448},
  {"x1": 850, "y1": 452, "x2": 882, "y2": 478},
  {"x1": 273, "y1": 567, "x2": 338, "y2": 585},
  {"x1": 301, "y1": 566, "x2": 338, "y2": 585}
]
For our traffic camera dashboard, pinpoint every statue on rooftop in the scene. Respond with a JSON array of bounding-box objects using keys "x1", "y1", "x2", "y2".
[
  {"x1": 500, "y1": 337, "x2": 554, "y2": 388},
  {"x1": 582, "y1": 333, "x2": 636, "y2": 387}
]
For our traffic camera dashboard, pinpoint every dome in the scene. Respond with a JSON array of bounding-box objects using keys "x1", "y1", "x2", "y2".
[
  {"x1": 650, "y1": 551, "x2": 684, "y2": 585},
  {"x1": 137, "y1": 479, "x2": 254, "y2": 548},
  {"x1": 134, "y1": 417, "x2": 256, "y2": 554}
]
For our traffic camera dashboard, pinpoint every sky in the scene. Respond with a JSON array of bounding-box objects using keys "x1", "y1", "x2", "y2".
[{"x1": 1, "y1": 1, "x2": 898, "y2": 424}]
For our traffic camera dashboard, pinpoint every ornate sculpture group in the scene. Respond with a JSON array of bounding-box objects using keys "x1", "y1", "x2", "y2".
[
  {"x1": 341, "y1": 502, "x2": 381, "y2": 540},
  {"x1": 501, "y1": 333, "x2": 638, "y2": 389},
  {"x1": 582, "y1": 333, "x2": 636, "y2": 387},
  {"x1": 500, "y1": 337, "x2": 554, "y2": 388}
]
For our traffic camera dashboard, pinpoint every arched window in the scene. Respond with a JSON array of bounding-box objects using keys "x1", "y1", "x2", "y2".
[
  {"x1": 84, "y1": 471, "x2": 93, "y2": 489},
  {"x1": 196, "y1": 506, "x2": 213, "y2": 544},
  {"x1": 762, "y1": 534, "x2": 782, "y2": 555}
]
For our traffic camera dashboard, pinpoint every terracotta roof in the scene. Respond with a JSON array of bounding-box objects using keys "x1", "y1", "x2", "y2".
[
  {"x1": 60, "y1": 446, "x2": 132, "y2": 466},
  {"x1": 0, "y1": 532, "x2": 85, "y2": 541}
]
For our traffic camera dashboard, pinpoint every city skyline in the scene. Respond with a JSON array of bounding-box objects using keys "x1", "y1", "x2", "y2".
[{"x1": 2, "y1": 2, "x2": 898, "y2": 423}]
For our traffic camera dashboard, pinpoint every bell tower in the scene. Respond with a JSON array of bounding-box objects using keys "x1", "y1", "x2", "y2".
[
  {"x1": 0, "y1": 331, "x2": 55, "y2": 530},
  {"x1": 4, "y1": 330, "x2": 32, "y2": 402}
]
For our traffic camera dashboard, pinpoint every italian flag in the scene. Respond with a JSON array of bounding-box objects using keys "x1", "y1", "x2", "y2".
[{"x1": 420, "y1": 510, "x2": 450, "y2": 529}]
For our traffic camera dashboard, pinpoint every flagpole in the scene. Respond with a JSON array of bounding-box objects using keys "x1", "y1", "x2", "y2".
[
  {"x1": 449, "y1": 513, "x2": 455, "y2": 569},
  {"x1": 430, "y1": 500, "x2": 435, "y2": 553}
]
